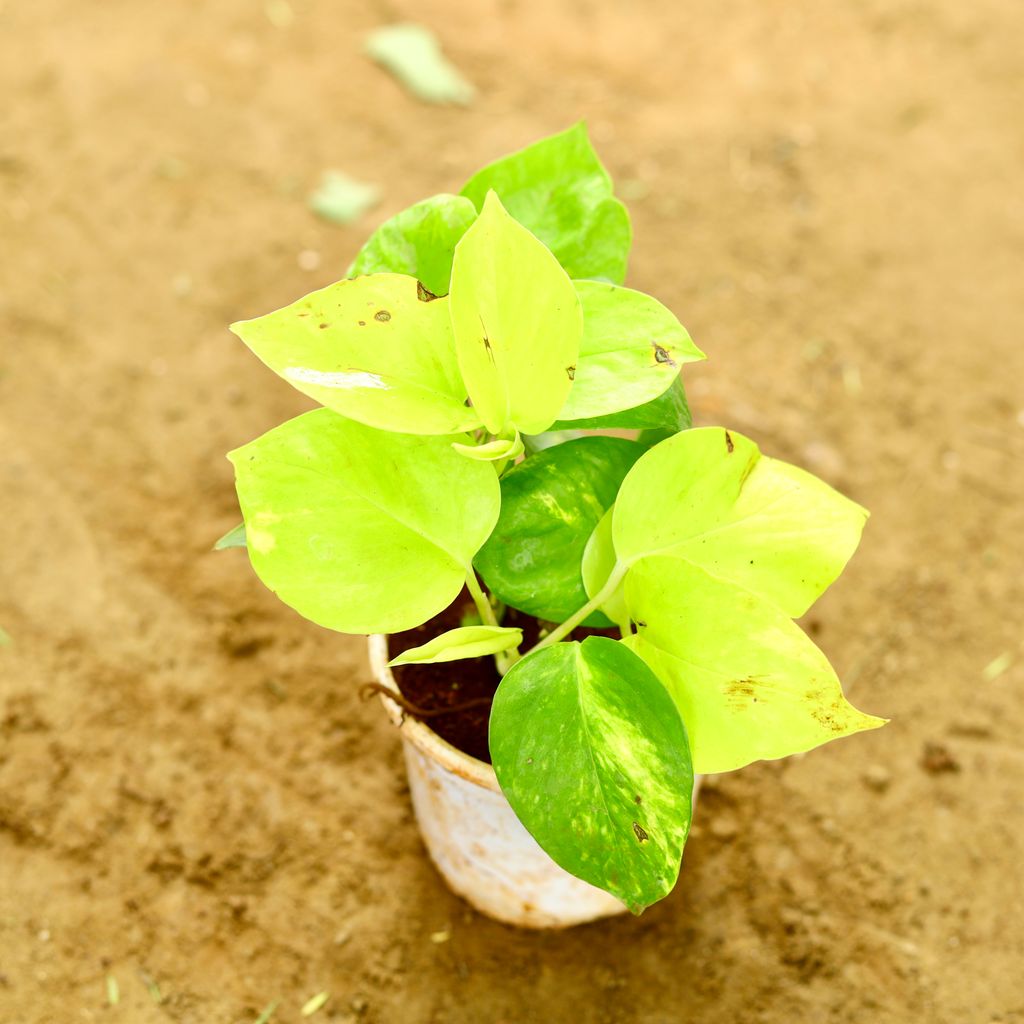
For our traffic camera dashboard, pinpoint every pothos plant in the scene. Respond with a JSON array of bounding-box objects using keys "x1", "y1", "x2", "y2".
[{"x1": 220, "y1": 124, "x2": 885, "y2": 914}]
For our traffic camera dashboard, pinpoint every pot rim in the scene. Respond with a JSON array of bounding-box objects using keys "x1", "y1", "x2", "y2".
[{"x1": 368, "y1": 633, "x2": 500, "y2": 792}]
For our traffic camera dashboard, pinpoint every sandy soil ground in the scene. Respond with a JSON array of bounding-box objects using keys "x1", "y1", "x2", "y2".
[{"x1": 2, "y1": 0, "x2": 1023, "y2": 1021}]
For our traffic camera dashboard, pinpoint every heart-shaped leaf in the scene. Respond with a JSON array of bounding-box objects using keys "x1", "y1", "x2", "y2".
[
  {"x1": 231, "y1": 274, "x2": 479, "y2": 436},
  {"x1": 388, "y1": 625, "x2": 523, "y2": 666},
  {"x1": 489, "y1": 636, "x2": 694, "y2": 913},
  {"x1": 556, "y1": 281, "x2": 704, "y2": 422},
  {"x1": 228, "y1": 409, "x2": 500, "y2": 634},
  {"x1": 474, "y1": 436, "x2": 643, "y2": 625},
  {"x1": 624, "y1": 558, "x2": 886, "y2": 773},
  {"x1": 460, "y1": 122, "x2": 632, "y2": 283},
  {"x1": 348, "y1": 194, "x2": 477, "y2": 296},
  {"x1": 449, "y1": 191, "x2": 582, "y2": 436},
  {"x1": 614, "y1": 427, "x2": 868, "y2": 617}
]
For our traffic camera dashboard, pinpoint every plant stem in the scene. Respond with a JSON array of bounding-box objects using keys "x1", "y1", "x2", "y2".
[
  {"x1": 465, "y1": 569, "x2": 520, "y2": 675},
  {"x1": 527, "y1": 563, "x2": 629, "y2": 654},
  {"x1": 465, "y1": 569, "x2": 498, "y2": 628}
]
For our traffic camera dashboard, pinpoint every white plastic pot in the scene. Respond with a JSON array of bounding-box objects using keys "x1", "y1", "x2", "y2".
[{"x1": 369, "y1": 634, "x2": 701, "y2": 929}]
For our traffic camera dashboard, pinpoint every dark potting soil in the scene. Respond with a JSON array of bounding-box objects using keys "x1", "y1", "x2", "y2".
[{"x1": 388, "y1": 591, "x2": 616, "y2": 764}]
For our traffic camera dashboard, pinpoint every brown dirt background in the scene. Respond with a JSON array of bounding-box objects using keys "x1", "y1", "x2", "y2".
[{"x1": 2, "y1": 0, "x2": 1023, "y2": 1021}]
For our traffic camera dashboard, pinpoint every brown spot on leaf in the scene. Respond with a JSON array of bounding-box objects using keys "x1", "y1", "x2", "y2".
[
  {"x1": 632, "y1": 822, "x2": 649, "y2": 843},
  {"x1": 417, "y1": 281, "x2": 441, "y2": 302},
  {"x1": 653, "y1": 344, "x2": 676, "y2": 367},
  {"x1": 725, "y1": 430, "x2": 735, "y2": 453},
  {"x1": 477, "y1": 315, "x2": 495, "y2": 361},
  {"x1": 634, "y1": 795, "x2": 642, "y2": 805},
  {"x1": 566, "y1": 365, "x2": 576, "y2": 381},
  {"x1": 808, "y1": 696, "x2": 852, "y2": 734},
  {"x1": 318, "y1": 322, "x2": 329, "y2": 329},
  {"x1": 358, "y1": 320, "x2": 366, "y2": 326},
  {"x1": 374, "y1": 309, "x2": 391, "y2": 322},
  {"x1": 725, "y1": 678, "x2": 759, "y2": 707}
]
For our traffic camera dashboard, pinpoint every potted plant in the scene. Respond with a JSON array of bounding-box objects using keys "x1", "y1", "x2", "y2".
[{"x1": 217, "y1": 125, "x2": 885, "y2": 928}]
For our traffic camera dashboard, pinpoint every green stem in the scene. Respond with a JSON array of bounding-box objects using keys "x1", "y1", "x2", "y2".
[
  {"x1": 465, "y1": 569, "x2": 520, "y2": 675},
  {"x1": 465, "y1": 568, "x2": 498, "y2": 628},
  {"x1": 527, "y1": 562, "x2": 629, "y2": 654}
]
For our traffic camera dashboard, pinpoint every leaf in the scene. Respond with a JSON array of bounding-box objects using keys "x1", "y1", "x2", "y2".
[
  {"x1": 300, "y1": 992, "x2": 330, "y2": 1017},
  {"x1": 551, "y1": 373, "x2": 692, "y2": 432},
  {"x1": 365, "y1": 24, "x2": 474, "y2": 106},
  {"x1": 348, "y1": 194, "x2": 478, "y2": 296},
  {"x1": 460, "y1": 122, "x2": 632, "y2": 283},
  {"x1": 556, "y1": 281, "x2": 704, "y2": 422},
  {"x1": 624, "y1": 558, "x2": 886, "y2": 773},
  {"x1": 389, "y1": 625, "x2": 523, "y2": 666},
  {"x1": 581, "y1": 507, "x2": 628, "y2": 630},
  {"x1": 613, "y1": 427, "x2": 869, "y2": 617},
  {"x1": 451, "y1": 432, "x2": 524, "y2": 462},
  {"x1": 521, "y1": 429, "x2": 587, "y2": 454},
  {"x1": 449, "y1": 191, "x2": 582, "y2": 435},
  {"x1": 228, "y1": 409, "x2": 500, "y2": 634},
  {"x1": 308, "y1": 171, "x2": 379, "y2": 225},
  {"x1": 253, "y1": 1003, "x2": 279, "y2": 1024},
  {"x1": 231, "y1": 274, "x2": 480, "y2": 436},
  {"x1": 214, "y1": 522, "x2": 247, "y2": 550},
  {"x1": 489, "y1": 637, "x2": 693, "y2": 913},
  {"x1": 474, "y1": 436, "x2": 643, "y2": 625}
]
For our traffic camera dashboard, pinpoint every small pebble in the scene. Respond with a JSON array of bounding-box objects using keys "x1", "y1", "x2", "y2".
[
  {"x1": 862, "y1": 764, "x2": 891, "y2": 792},
  {"x1": 802, "y1": 440, "x2": 845, "y2": 480},
  {"x1": 921, "y1": 742, "x2": 961, "y2": 775},
  {"x1": 297, "y1": 249, "x2": 321, "y2": 272},
  {"x1": 710, "y1": 816, "x2": 738, "y2": 840},
  {"x1": 948, "y1": 718, "x2": 992, "y2": 739}
]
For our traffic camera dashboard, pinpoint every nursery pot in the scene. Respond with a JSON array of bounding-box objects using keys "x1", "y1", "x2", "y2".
[{"x1": 369, "y1": 634, "x2": 701, "y2": 929}]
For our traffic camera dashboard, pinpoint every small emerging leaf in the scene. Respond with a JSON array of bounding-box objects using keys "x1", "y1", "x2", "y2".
[
  {"x1": 557, "y1": 281, "x2": 704, "y2": 422},
  {"x1": 349, "y1": 194, "x2": 477, "y2": 296},
  {"x1": 229, "y1": 409, "x2": 500, "y2": 634},
  {"x1": 365, "y1": 24, "x2": 474, "y2": 106},
  {"x1": 475, "y1": 436, "x2": 643, "y2": 625},
  {"x1": 389, "y1": 625, "x2": 523, "y2": 666},
  {"x1": 452, "y1": 432, "x2": 524, "y2": 462},
  {"x1": 214, "y1": 522, "x2": 247, "y2": 550},
  {"x1": 450, "y1": 191, "x2": 582, "y2": 435},
  {"x1": 232, "y1": 274, "x2": 479, "y2": 436},
  {"x1": 624, "y1": 558, "x2": 886, "y2": 773},
  {"x1": 461, "y1": 123, "x2": 632, "y2": 283},
  {"x1": 490, "y1": 637, "x2": 693, "y2": 912}
]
